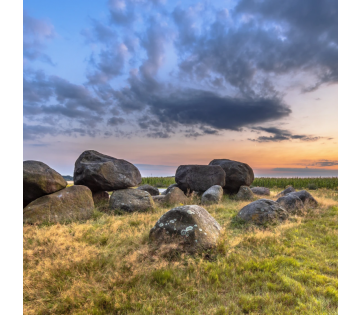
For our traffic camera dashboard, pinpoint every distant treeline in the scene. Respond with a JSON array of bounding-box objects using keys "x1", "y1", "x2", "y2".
[
  {"x1": 62, "y1": 175, "x2": 73, "y2": 181},
  {"x1": 141, "y1": 176, "x2": 338, "y2": 190}
]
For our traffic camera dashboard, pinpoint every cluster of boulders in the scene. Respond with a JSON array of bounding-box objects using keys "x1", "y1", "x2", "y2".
[{"x1": 23, "y1": 151, "x2": 319, "y2": 253}]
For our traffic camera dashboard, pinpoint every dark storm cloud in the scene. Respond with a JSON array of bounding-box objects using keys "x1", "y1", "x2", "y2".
[
  {"x1": 173, "y1": 0, "x2": 337, "y2": 93},
  {"x1": 23, "y1": 11, "x2": 56, "y2": 65},
  {"x1": 248, "y1": 127, "x2": 323, "y2": 142}
]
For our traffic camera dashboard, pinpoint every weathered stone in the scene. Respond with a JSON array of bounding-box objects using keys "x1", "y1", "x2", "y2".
[
  {"x1": 235, "y1": 186, "x2": 255, "y2": 200},
  {"x1": 164, "y1": 187, "x2": 188, "y2": 205},
  {"x1": 175, "y1": 165, "x2": 226, "y2": 194},
  {"x1": 201, "y1": 185, "x2": 223, "y2": 205},
  {"x1": 149, "y1": 205, "x2": 221, "y2": 252},
  {"x1": 209, "y1": 159, "x2": 254, "y2": 194},
  {"x1": 287, "y1": 190, "x2": 318, "y2": 207},
  {"x1": 276, "y1": 186, "x2": 296, "y2": 197},
  {"x1": 74, "y1": 150, "x2": 141, "y2": 192},
  {"x1": 137, "y1": 184, "x2": 159, "y2": 196},
  {"x1": 276, "y1": 195, "x2": 305, "y2": 215},
  {"x1": 92, "y1": 191, "x2": 110, "y2": 205},
  {"x1": 251, "y1": 187, "x2": 270, "y2": 196},
  {"x1": 153, "y1": 195, "x2": 166, "y2": 204},
  {"x1": 237, "y1": 199, "x2": 289, "y2": 225},
  {"x1": 161, "y1": 184, "x2": 178, "y2": 195},
  {"x1": 23, "y1": 185, "x2": 94, "y2": 224},
  {"x1": 23, "y1": 160, "x2": 67, "y2": 208},
  {"x1": 109, "y1": 189, "x2": 154, "y2": 213}
]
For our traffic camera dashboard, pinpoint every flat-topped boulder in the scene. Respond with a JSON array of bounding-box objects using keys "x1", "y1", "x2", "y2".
[
  {"x1": 201, "y1": 185, "x2": 223, "y2": 205},
  {"x1": 237, "y1": 199, "x2": 289, "y2": 225},
  {"x1": 23, "y1": 185, "x2": 94, "y2": 224},
  {"x1": 175, "y1": 165, "x2": 225, "y2": 194},
  {"x1": 235, "y1": 186, "x2": 255, "y2": 200},
  {"x1": 251, "y1": 187, "x2": 270, "y2": 196},
  {"x1": 209, "y1": 159, "x2": 254, "y2": 194},
  {"x1": 109, "y1": 188, "x2": 154, "y2": 213},
  {"x1": 149, "y1": 205, "x2": 221, "y2": 252},
  {"x1": 74, "y1": 150, "x2": 141, "y2": 192},
  {"x1": 23, "y1": 160, "x2": 67, "y2": 208},
  {"x1": 136, "y1": 184, "x2": 159, "y2": 196},
  {"x1": 276, "y1": 195, "x2": 304, "y2": 215},
  {"x1": 287, "y1": 190, "x2": 318, "y2": 207},
  {"x1": 276, "y1": 186, "x2": 296, "y2": 197}
]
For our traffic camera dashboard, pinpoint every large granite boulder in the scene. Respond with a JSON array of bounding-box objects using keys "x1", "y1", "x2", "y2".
[
  {"x1": 109, "y1": 189, "x2": 154, "y2": 213},
  {"x1": 153, "y1": 195, "x2": 166, "y2": 204},
  {"x1": 92, "y1": 191, "x2": 110, "y2": 205},
  {"x1": 23, "y1": 160, "x2": 67, "y2": 208},
  {"x1": 149, "y1": 205, "x2": 221, "y2": 252},
  {"x1": 23, "y1": 185, "x2": 94, "y2": 224},
  {"x1": 164, "y1": 187, "x2": 188, "y2": 205},
  {"x1": 137, "y1": 184, "x2": 159, "y2": 196},
  {"x1": 276, "y1": 186, "x2": 296, "y2": 197},
  {"x1": 251, "y1": 187, "x2": 270, "y2": 196},
  {"x1": 276, "y1": 195, "x2": 304, "y2": 215},
  {"x1": 161, "y1": 184, "x2": 178, "y2": 195},
  {"x1": 201, "y1": 185, "x2": 223, "y2": 205},
  {"x1": 73, "y1": 150, "x2": 141, "y2": 192},
  {"x1": 235, "y1": 186, "x2": 255, "y2": 201},
  {"x1": 209, "y1": 159, "x2": 254, "y2": 194},
  {"x1": 287, "y1": 190, "x2": 318, "y2": 207},
  {"x1": 175, "y1": 165, "x2": 225, "y2": 194},
  {"x1": 237, "y1": 199, "x2": 289, "y2": 225}
]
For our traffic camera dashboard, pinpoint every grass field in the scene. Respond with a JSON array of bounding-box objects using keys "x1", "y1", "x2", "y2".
[
  {"x1": 23, "y1": 188, "x2": 338, "y2": 314},
  {"x1": 141, "y1": 176, "x2": 338, "y2": 190}
]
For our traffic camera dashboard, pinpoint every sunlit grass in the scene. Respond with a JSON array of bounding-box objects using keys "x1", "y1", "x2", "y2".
[{"x1": 23, "y1": 188, "x2": 337, "y2": 314}]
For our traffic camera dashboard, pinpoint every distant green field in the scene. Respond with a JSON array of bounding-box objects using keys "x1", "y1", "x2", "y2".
[{"x1": 141, "y1": 176, "x2": 338, "y2": 190}]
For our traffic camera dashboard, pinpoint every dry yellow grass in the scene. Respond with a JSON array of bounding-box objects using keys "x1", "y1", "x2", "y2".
[{"x1": 23, "y1": 188, "x2": 338, "y2": 314}]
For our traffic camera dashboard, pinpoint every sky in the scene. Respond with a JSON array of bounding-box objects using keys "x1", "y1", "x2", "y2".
[{"x1": 23, "y1": 0, "x2": 338, "y2": 177}]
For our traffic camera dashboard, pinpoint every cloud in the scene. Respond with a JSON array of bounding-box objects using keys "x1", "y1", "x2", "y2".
[
  {"x1": 272, "y1": 167, "x2": 338, "y2": 174},
  {"x1": 107, "y1": 117, "x2": 125, "y2": 126},
  {"x1": 248, "y1": 126, "x2": 324, "y2": 142},
  {"x1": 23, "y1": 11, "x2": 56, "y2": 65},
  {"x1": 309, "y1": 160, "x2": 338, "y2": 167}
]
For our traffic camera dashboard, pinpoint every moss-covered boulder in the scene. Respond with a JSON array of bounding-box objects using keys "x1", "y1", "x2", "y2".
[
  {"x1": 23, "y1": 185, "x2": 94, "y2": 224},
  {"x1": 276, "y1": 195, "x2": 305, "y2": 215},
  {"x1": 23, "y1": 160, "x2": 67, "y2": 208},
  {"x1": 201, "y1": 185, "x2": 223, "y2": 205},
  {"x1": 74, "y1": 150, "x2": 141, "y2": 192},
  {"x1": 251, "y1": 187, "x2": 270, "y2": 196},
  {"x1": 149, "y1": 205, "x2": 221, "y2": 252},
  {"x1": 109, "y1": 189, "x2": 155, "y2": 213}
]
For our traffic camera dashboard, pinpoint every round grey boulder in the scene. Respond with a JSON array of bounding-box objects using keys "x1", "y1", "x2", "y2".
[
  {"x1": 164, "y1": 187, "x2": 188, "y2": 205},
  {"x1": 251, "y1": 187, "x2": 270, "y2": 196},
  {"x1": 201, "y1": 185, "x2": 223, "y2": 205},
  {"x1": 74, "y1": 150, "x2": 141, "y2": 192},
  {"x1": 109, "y1": 189, "x2": 154, "y2": 213},
  {"x1": 23, "y1": 185, "x2": 94, "y2": 224},
  {"x1": 175, "y1": 165, "x2": 226, "y2": 194},
  {"x1": 235, "y1": 186, "x2": 255, "y2": 201},
  {"x1": 161, "y1": 184, "x2": 178, "y2": 195},
  {"x1": 23, "y1": 160, "x2": 67, "y2": 208},
  {"x1": 287, "y1": 190, "x2": 318, "y2": 207},
  {"x1": 237, "y1": 199, "x2": 289, "y2": 225},
  {"x1": 276, "y1": 186, "x2": 296, "y2": 197},
  {"x1": 149, "y1": 205, "x2": 221, "y2": 252},
  {"x1": 276, "y1": 195, "x2": 304, "y2": 215},
  {"x1": 209, "y1": 159, "x2": 254, "y2": 194},
  {"x1": 137, "y1": 184, "x2": 159, "y2": 196}
]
